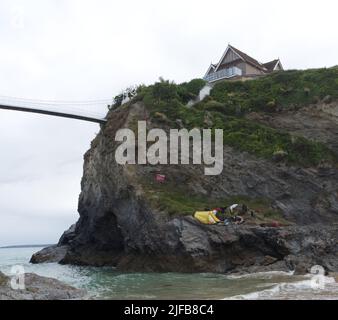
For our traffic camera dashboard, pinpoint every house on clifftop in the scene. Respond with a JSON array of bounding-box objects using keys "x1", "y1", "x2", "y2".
[{"x1": 204, "y1": 44, "x2": 283, "y2": 83}]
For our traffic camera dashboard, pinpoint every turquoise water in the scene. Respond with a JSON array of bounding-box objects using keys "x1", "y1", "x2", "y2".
[{"x1": 1, "y1": 247, "x2": 337, "y2": 300}]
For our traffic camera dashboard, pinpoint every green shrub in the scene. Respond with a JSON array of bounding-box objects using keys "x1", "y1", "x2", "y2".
[
  {"x1": 203, "y1": 100, "x2": 226, "y2": 113},
  {"x1": 184, "y1": 78, "x2": 206, "y2": 96},
  {"x1": 125, "y1": 68, "x2": 338, "y2": 168},
  {"x1": 211, "y1": 68, "x2": 338, "y2": 112},
  {"x1": 152, "y1": 79, "x2": 178, "y2": 102}
]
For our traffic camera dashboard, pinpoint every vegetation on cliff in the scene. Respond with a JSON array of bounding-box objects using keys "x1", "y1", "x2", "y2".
[
  {"x1": 141, "y1": 178, "x2": 289, "y2": 224},
  {"x1": 125, "y1": 67, "x2": 338, "y2": 167},
  {"x1": 211, "y1": 67, "x2": 338, "y2": 113},
  {"x1": 107, "y1": 68, "x2": 338, "y2": 219}
]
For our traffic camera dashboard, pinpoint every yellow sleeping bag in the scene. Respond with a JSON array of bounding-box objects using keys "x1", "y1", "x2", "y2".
[{"x1": 194, "y1": 211, "x2": 220, "y2": 225}]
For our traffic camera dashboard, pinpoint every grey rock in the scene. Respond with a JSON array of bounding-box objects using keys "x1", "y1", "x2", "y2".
[
  {"x1": 31, "y1": 102, "x2": 338, "y2": 274},
  {"x1": 30, "y1": 245, "x2": 69, "y2": 264},
  {"x1": 0, "y1": 272, "x2": 86, "y2": 300},
  {"x1": 323, "y1": 95, "x2": 332, "y2": 104}
]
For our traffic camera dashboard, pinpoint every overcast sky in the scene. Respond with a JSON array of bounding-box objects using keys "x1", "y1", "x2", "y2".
[{"x1": 0, "y1": 0, "x2": 337, "y2": 246}]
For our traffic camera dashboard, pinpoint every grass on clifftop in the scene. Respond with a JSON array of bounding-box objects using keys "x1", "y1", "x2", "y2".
[
  {"x1": 210, "y1": 67, "x2": 338, "y2": 113},
  {"x1": 131, "y1": 68, "x2": 338, "y2": 168}
]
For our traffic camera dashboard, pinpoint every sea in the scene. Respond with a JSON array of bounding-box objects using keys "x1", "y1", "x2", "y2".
[{"x1": 0, "y1": 246, "x2": 337, "y2": 300}]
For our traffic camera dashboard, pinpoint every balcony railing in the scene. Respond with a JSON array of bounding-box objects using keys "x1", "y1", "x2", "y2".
[{"x1": 204, "y1": 66, "x2": 242, "y2": 82}]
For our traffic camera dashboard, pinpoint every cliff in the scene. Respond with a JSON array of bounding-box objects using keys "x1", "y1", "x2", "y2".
[{"x1": 32, "y1": 68, "x2": 338, "y2": 274}]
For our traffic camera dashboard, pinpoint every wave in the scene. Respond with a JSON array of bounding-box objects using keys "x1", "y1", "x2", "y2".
[
  {"x1": 227, "y1": 274, "x2": 337, "y2": 300},
  {"x1": 226, "y1": 270, "x2": 294, "y2": 280}
]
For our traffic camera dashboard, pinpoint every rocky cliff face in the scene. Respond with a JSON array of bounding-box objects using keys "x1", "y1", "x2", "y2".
[{"x1": 31, "y1": 101, "x2": 338, "y2": 274}]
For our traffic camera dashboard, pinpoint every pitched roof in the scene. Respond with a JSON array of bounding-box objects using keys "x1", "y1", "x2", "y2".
[
  {"x1": 227, "y1": 45, "x2": 266, "y2": 71},
  {"x1": 263, "y1": 59, "x2": 280, "y2": 72},
  {"x1": 208, "y1": 44, "x2": 283, "y2": 77}
]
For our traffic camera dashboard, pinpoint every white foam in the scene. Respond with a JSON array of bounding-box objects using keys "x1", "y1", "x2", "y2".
[
  {"x1": 227, "y1": 274, "x2": 337, "y2": 300},
  {"x1": 226, "y1": 270, "x2": 294, "y2": 280}
]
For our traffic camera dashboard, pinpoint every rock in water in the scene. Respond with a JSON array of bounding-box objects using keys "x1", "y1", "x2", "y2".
[
  {"x1": 30, "y1": 245, "x2": 69, "y2": 264},
  {"x1": 31, "y1": 101, "x2": 338, "y2": 274},
  {"x1": 0, "y1": 272, "x2": 86, "y2": 300}
]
